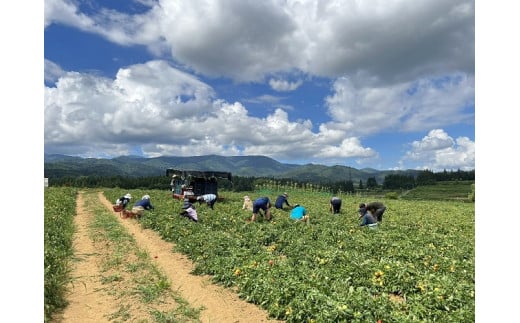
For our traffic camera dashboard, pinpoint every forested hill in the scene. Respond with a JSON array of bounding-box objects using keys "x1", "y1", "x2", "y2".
[{"x1": 44, "y1": 153, "x2": 420, "y2": 184}]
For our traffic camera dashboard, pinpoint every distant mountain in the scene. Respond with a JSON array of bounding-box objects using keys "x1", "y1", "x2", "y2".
[{"x1": 44, "y1": 154, "x2": 420, "y2": 183}]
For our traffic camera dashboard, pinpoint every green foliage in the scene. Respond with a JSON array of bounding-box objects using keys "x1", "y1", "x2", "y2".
[
  {"x1": 401, "y1": 181, "x2": 474, "y2": 202},
  {"x1": 468, "y1": 183, "x2": 475, "y2": 202},
  {"x1": 385, "y1": 192, "x2": 399, "y2": 199},
  {"x1": 104, "y1": 188, "x2": 475, "y2": 322},
  {"x1": 366, "y1": 177, "x2": 378, "y2": 189},
  {"x1": 383, "y1": 174, "x2": 416, "y2": 190},
  {"x1": 416, "y1": 169, "x2": 437, "y2": 186},
  {"x1": 44, "y1": 187, "x2": 77, "y2": 322}
]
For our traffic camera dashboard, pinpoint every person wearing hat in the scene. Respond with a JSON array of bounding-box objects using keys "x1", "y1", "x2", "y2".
[
  {"x1": 290, "y1": 204, "x2": 309, "y2": 224},
  {"x1": 180, "y1": 201, "x2": 198, "y2": 222},
  {"x1": 274, "y1": 192, "x2": 291, "y2": 210},
  {"x1": 115, "y1": 193, "x2": 132, "y2": 210},
  {"x1": 242, "y1": 195, "x2": 253, "y2": 211},
  {"x1": 197, "y1": 193, "x2": 217, "y2": 209},
  {"x1": 250, "y1": 197, "x2": 272, "y2": 222},
  {"x1": 329, "y1": 196, "x2": 342, "y2": 214},
  {"x1": 130, "y1": 194, "x2": 154, "y2": 218}
]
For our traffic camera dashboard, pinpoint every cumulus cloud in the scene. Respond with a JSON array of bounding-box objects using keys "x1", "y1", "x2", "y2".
[
  {"x1": 402, "y1": 129, "x2": 475, "y2": 171},
  {"x1": 323, "y1": 73, "x2": 474, "y2": 136},
  {"x1": 44, "y1": 0, "x2": 474, "y2": 83},
  {"x1": 43, "y1": 0, "x2": 475, "y2": 170},
  {"x1": 44, "y1": 0, "x2": 163, "y2": 47},
  {"x1": 44, "y1": 60, "x2": 375, "y2": 162}
]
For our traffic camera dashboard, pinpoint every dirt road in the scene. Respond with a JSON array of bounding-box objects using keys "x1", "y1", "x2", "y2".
[{"x1": 55, "y1": 190, "x2": 282, "y2": 322}]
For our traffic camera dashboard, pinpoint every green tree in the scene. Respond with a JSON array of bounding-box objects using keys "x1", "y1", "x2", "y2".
[
  {"x1": 366, "y1": 177, "x2": 378, "y2": 189},
  {"x1": 417, "y1": 169, "x2": 436, "y2": 186}
]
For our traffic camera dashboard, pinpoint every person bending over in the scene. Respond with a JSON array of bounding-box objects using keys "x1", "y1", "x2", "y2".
[
  {"x1": 290, "y1": 204, "x2": 309, "y2": 224},
  {"x1": 251, "y1": 197, "x2": 272, "y2": 222},
  {"x1": 274, "y1": 192, "x2": 291, "y2": 210}
]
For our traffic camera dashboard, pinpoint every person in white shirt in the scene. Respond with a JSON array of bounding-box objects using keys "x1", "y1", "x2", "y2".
[{"x1": 197, "y1": 194, "x2": 217, "y2": 209}]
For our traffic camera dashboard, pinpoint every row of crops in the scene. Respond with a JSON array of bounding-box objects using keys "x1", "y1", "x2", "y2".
[
  {"x1": 44, "y1": 187, "x2": 78, "y2": 322},
  {"x1": 103, "y1": 188, "x2": 475, "y2": 322}
]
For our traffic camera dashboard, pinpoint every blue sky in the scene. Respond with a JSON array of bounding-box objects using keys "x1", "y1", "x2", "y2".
[{"x1": 43, "y1": 0, "x2": 475, "y2": 171}]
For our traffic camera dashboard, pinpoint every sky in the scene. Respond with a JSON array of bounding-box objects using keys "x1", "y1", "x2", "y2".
[{"x1": 42, "y1": 0, "x2": 476, "y2": 171}]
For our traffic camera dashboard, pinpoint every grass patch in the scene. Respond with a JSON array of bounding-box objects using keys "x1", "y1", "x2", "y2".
[{"x1": 400, "y1": 181, "x2": 474, "y2": 201}]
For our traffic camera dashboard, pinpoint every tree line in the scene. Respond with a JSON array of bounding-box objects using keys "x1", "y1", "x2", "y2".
[{"x1": 47, "y1": 169, "x2": 474, "y2": 194}]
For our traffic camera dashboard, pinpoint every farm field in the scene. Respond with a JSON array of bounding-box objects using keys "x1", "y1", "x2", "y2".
[
  {"x1": 399, "y1": 181, "x2": 474, "y2": 201},
  {"x1": 46, "y1": 187, "x2": 474, "y2": 322}
]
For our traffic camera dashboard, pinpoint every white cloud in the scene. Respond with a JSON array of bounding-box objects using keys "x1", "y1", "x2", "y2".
[
  {"x1": 44, "y1": 61, "x2": 376, "y2": 163},
  {"x1": 402, "y1": 129, "x2": 475, "y2": 171},
  {"x1": 43, "y1": 1, "x2": 475, "y2": 170},
  {"x1": 44, "y1": 59, "x2": 66, "y2": 84},
  {"x1": 323, "y1": 73, "x2": 474, "y2": 136},
  {"x1": 44, "y1": 0, "x2": 474, "y2": 84},
  {"x1": 269, "y1": 78, "x2": 303, "y2": 92},
  {"x1": 244, "y1": 94, "x2": 283, "y2": 105}
]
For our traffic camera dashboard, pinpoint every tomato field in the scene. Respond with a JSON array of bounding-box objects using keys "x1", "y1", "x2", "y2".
[
  {"x1": 102, "y1": 188, "x2": 474, "y2": 322},
  {"x1": 44, "y1": 187, "x2": 78, "y2": 321}
]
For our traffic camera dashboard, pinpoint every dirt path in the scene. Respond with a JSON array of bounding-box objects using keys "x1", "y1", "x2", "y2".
[
  {"x1": 55, "y1": 191, "x2": 120, "y2": 322},
  {"x1": 58, "y1": 191, "x2": 281, "y2": 322}
]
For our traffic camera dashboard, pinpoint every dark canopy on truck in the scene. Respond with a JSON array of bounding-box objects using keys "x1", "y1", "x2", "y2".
[
  {"x1": 165, "y1": 169, "x2": 232, "y2": 182},
  {"x1": 166, "y1": 168, "x2": 233, "y2": 201}
]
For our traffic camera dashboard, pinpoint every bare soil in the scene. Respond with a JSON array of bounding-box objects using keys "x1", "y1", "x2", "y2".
[{"x1": 54, "y1": 190, "x2": 282, "y2": 323}]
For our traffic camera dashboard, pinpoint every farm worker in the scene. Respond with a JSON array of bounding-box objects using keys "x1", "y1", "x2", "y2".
[
  {"x1": 131, "y1": 194, "x2": 154, "y2": 218},
  {"x1": 358, "y1": 206, "x2": 377, "y2": 227},
  {"x1": 290, "y1": 204, "x2": 309, "y2": 224},
  {"x1": 170, "y1": 174, "x2": 177, "y2": 192},
  {"x1": 329, "y1": 196, "x2": 342, "y2": 214},
  {"x1": 251, "y1": 197, "x2": 272, "y2": 222},
  {"x1": 242, "y1": 195, "x2": 253, "y2": 211},
  {"x1": 360, "y1": 202, "x2": 387, "y2": 223},
  {"x1": 115, "y1": 193, "x2": 132, "y2": 209},
  {"x1": 197, "y1": 193, "x2": 217, "y2": 209},
  {"x1": 180, "y1": 202, "x2": 198, "y2": 222},
  {"x1": 274, "y1": 192, "x2": 291, "y2": 210},
  {"x1": 182, "y1": 184, "x2": 194, "y2": 197}
]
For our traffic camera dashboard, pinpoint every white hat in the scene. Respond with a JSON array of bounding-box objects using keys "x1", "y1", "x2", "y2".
[
  {"x1": 124, "y1": 193, "x2": 132, "y2": 199},
  {"x1": 142, "y1": 195, "x2": 150, "y2": 200}
]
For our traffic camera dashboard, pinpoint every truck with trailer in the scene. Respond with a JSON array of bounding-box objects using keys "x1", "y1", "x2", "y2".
[{"x1": 166, "y1": 168, "x2": 232, "y2": 202}]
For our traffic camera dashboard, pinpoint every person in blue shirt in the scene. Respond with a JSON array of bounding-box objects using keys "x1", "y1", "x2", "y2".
[
  {"x1": 250, "y1": 197, "x2": 272, "y2": 222},
  {"x1": 290, "y1": 204, "x2": 309, "y2": 224},
  {"x1": 274, "y1": 192, "x2": 291, "y2": 210},
  {"x1": 129, "y1": 194, "x2": 154, "y2": 218},
  {"x1": 197, "y1": 193, "x2": 217, "y2": 209},
  {"x1": 359, "y1": 202, "x2": 386, "y2": 223},
  {"x1": 358, "y1": 204, "x2": 377, "y2": 227}
]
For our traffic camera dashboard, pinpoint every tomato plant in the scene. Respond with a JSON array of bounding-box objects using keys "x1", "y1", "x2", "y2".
[{"x1": 104, "y1": 189, "x2": 475, "y2": 322}]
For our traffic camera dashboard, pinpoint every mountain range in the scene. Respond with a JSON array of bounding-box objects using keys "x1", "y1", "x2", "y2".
[{"x1": 44, "y1": 154, "x2": 421, "y2": 184}]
